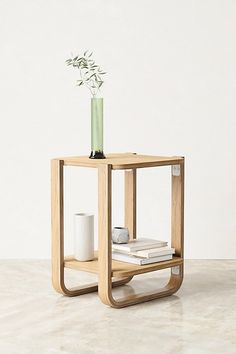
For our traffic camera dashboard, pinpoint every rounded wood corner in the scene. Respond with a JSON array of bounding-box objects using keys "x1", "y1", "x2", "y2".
[
  {"x1": 53, "y1": 274, "x2": 134, "y2": 298},
  {"x1": 52, "y1": 274, "x2": 98, "y2": 297},
  {"x1": 52, "y1": 278, "x2": 70, "y2": 296},
  {"x1": 168, "y1": 275, "x2": 184, "y2": 295},
  {"x1": 99, "y1": 276, "x2": 134, "y2": 306},
  {"x1": 168, "y1": 265, "x2": 184, "y2": 295},
  {"x1": 99, "y1": 271, "x2": 184, "y2": 308}
]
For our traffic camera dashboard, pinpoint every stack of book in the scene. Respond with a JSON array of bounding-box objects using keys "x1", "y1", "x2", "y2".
[{"x1": 112, "y1": 238, "x2": 175, "y2": 265}]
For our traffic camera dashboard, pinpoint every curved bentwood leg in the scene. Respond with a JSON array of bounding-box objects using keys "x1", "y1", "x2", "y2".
[
  {"x1": 51, "y1": 159, "x2": 132, "y2": 297},
  {"x1": 98, "y1": 161, "x2": 184, "y2": 308}
]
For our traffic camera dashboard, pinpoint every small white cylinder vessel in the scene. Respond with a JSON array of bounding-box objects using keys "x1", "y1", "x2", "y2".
[{"x1": 74, "y1": 213, "x2": 94, "y2": 261}]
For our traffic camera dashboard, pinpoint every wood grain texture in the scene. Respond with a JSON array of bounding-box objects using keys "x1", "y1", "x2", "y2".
[
  {"x1": 97, "y1": 164, "x2": 114, "y2": 305},
  {"x1": 51, "y1": 154, "x2": 185, "y2": 307},
  {"x1": 51, "y1": 159, "x2": 65, "y2": 294},
  {"x1": 60, "y1": 153, "x2": 184, "y2": 170},
  {"x1": 171, "y1": 160, "x2": 184, "y2": 258},
  {"x1": 65, "y1": 254, "x2": 183, "y2": 277},
  {"x1": 170, "y1": 158, "x2": 185, "y2": 287},
  {"x1": 51, "y1": 160, "x2": 131, "y2": 297},
  {"x1": 51, "y1": 159, "x2": 97, "y2": 296},
  {"x1": 124, "y1": 169, "x2": 136, "y2": 240}
]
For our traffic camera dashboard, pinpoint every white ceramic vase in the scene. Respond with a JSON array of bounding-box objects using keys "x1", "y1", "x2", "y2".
[{"x1": 74, "y1": 213, "x2": 94, "y2": 261}]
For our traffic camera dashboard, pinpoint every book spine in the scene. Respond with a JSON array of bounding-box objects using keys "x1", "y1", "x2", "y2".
[
  {"x1": 140, "y1": 255, "x2": 172, "y2": 265},
  {"x1": 132, "y1": 249, "x2": 175, "y2": 258},
  {"x1": 112, "y1": 254, "x2": 141, "y2": 265},
  {"x1": 112, "y1": 253, "x2": 173, "y2": 265}
]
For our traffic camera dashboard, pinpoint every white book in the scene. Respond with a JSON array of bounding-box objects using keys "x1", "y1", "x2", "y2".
[
  {"x1": 112, "y1": 252, "x2": 173, "y2": 265},
  {"x1": 112, "y1": 238, "x2": 168, "y2": 253},
  {"x1": 130, "y1": 247, "x2": 175, "y2": 259}
]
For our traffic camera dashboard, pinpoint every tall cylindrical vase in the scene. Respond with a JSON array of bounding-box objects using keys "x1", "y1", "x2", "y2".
[
  {"x1": 74, "y1": 213, "x2": 94, "y2": 261},
  {"x1": 89, "y1": 97, "x2": 105, "y2": 159}
]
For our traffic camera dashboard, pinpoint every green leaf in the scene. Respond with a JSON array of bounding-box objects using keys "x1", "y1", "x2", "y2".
[
  {"x1": 76, "y1": 80, "x2": 83, "y2": 86},
  {"x1": 88, "y1": 73, "x2": 96, "y2": 79},
  {"x1": 66, "y1": 50, "x2": 106, "y2": 94}
]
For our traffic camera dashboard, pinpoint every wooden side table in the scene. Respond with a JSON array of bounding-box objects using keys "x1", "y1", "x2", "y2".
[{"x1": 51, "y1": 153, "x2": 184, "y2": 308}]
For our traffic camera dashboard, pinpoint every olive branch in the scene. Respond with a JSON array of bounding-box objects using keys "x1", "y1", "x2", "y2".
[{"x1": 66, "y1": 50, "x2": 106, "y2": 97}]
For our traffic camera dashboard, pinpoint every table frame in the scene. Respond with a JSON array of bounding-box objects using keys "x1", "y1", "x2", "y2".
[{"x1": 51, "y1": 154, "x2": 184, "y2": 308}]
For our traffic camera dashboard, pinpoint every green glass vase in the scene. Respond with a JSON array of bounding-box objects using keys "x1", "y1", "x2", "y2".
[{"x1": 89, "y1": 97, "x2": 106, "y2": 159}]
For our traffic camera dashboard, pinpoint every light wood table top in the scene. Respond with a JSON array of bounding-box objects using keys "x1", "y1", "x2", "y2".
[{"x1": 55, "y1": 153, "x2": 184, "y2": 169}]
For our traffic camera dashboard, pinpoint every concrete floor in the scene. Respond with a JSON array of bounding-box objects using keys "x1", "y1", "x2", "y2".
[{"x1": 0, "y1": 260, "x2": 235, "y2": 354}]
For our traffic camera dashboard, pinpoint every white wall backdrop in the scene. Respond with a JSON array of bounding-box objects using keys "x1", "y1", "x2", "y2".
[{"x1": 0, "y1": 0, "x2": 235, "y2": 258}]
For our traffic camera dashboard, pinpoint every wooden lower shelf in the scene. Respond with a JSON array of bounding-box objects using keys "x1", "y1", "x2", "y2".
[{"x1": 64, "y1": 253, "x2": 183, "y2": 278}]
